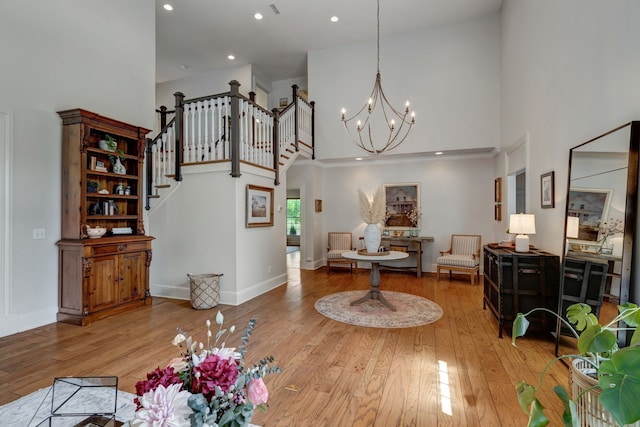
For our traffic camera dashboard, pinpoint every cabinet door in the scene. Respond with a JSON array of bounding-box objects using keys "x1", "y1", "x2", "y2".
[
  {"x1": 120, "y1": 251, "x2": 146, "y2": 304},
  {"x1": 88, "y1": 255, "x2": 118, "y2": 312}
]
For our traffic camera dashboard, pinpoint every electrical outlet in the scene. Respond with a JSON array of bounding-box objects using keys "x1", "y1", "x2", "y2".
[{"x1": 33, "y1": 228, "x2": 46, "y2": 239}]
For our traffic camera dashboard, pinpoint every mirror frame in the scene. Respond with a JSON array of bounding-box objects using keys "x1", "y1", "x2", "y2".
[{"x1": 561, "y1": 121, "x2": 639, "y2": 345}]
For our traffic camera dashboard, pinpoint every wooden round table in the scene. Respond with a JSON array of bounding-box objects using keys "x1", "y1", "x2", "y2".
[{"x1": 342, "y1": 250, "x2": 409, "y2": 311}]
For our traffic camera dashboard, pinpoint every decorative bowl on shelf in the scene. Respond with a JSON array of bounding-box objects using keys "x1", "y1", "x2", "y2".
[{"x1": 86, "y1": 227, "x2": 107, "y2": 239}]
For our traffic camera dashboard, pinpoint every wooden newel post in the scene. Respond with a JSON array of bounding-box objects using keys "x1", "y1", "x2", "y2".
[
  {"x1": 272, "y1": 108, "x2": 280, "y2": 186},
  {"x1": 292, "y1": 84, "x2": 299, "y2": 152},
  {"x1": 173, "y1": 91, "x2": 184, "y2": 182},
  {"x1": 158, "y1": 105, "x2": 168, "y2": 129},
  {"x1": 229, "y1": 80, "x2": 241, "y2": 177},
  {"x1": 310, "y1": 100, "x2": 316, "y2": 160}
]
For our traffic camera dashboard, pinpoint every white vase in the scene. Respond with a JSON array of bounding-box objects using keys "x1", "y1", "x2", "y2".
[
  {"x1": 113, "y1": 157, "x2": 126, "y2": 175},
  {"x1": 363, "y1": 223, "x2": 381, "y2": 253}
]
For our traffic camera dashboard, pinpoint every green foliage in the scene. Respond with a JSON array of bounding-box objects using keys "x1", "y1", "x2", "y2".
[{"x1": 512, "y1": 302, "x2": 640, "y2": 426}]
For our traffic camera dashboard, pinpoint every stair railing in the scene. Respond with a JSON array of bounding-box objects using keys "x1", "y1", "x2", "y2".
[{"x1": 146, "y1": 81, "x2": 313, "y2": 209}]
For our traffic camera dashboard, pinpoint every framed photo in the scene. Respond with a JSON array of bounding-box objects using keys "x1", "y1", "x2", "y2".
[
  {"x1": 246, "y1": 184, "x2": 274, "y2": 227},
  {"x1": 567, "y1": 187, "x2": 613, "y2": 244},
  {"x1": 279, "y1": 97, "x2": 288, "y2": 107},
  {"x1": 494, "y1": 204, "x2": 502, "y2": 221},
  {"x1": 540, "y1": 171, "x2": 555, "y2": 208},
  {"x1": 314, "y1": 199, "x2": 322, "y2": 212},
  {"x1": 383, "y1": 183, "x2": 420, "y2": 230},
  {"x1": 494, "y1": 177, "x2": 502, "y2": 203}
]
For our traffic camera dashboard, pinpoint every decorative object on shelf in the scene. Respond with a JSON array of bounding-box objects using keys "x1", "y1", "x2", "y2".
[
  {"x1": 509, "y1": 213, "x2": 536, "y2": 252},
  {"x1": 358, "y1": 187, "x2": 385, "y2": 253},
  {"x1": 512, "y1": 302, "x2": 640, "y2": 427},
  {"x1": 111, "y1": 154, "x2": 126, "y2": 175},
  {"x1": 540, "y1": 171, "x2": 555, "y2": 208},
  {"x1": 87, "y1": 180, "x2": 99, "y2": 193},
  {"x1": 339, "y1": 0, "x2": 415, "y2": 155},
  {"x1": 99, "y1": 134, "x2": 117, "y2": 152},
  {"x1": 115, "y1": 182, "x2": 125, "y2": 195},
  {"x1": 86, "y1": 226, "x2": 107, "y2": 239},
  {"x1": 406, "y1": 207, "x2": 421, "y2": 236},
  {"x1": 246, "y1": 184, "x2": 274, "y2": 227},
  {"x1": 392, "y1": 230, "x2": 404, "y2": 237},
  {"x1": 130, "y1": 311, "x2": 280, "y2": 426}
]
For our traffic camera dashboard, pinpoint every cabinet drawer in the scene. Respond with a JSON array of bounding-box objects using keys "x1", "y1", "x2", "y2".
[{"x1": 91, "y1": 241, "x2": 148, "y2": 256}]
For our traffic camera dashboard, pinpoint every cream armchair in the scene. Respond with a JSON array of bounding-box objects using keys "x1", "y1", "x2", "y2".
[
  {"x1": 436, "y1": 234, "x2": 482, "y2": 285},
  {"x1": 327, "y1": 232, "x2": 356, "y2": 272}
]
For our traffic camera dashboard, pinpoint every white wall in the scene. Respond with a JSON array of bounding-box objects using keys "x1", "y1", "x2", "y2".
[
  {"x1": 320, "y1": 155, "x2": 495, "y2": 271},
  {"x1": 308, "y1": 13, "x2": 500, "y2": 160},
  {"x1": 0, "y1": 0, "x2": 155, "y2": 337},
  {"x1": 148, "y1": 164, "x2": 287, "y2": 305},
  {"x1": 499, "y1": 0, "x2": 640, "y2": 256}
]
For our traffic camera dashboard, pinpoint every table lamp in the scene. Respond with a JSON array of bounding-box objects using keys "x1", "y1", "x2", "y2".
[
  {"x1": 509, "y1": 213, "x2": 536, "y2": 252},
  {"x1": 566, "y1": 216, "x2": 579, "y2": 254}
]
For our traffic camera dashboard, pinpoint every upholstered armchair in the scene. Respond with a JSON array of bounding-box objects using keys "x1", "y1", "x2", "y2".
[
  {"x1": 436, "y1": 234, "x2": 482, "y2": 285},
  {"x1": 327, "y1": 232, "x2": 356, "y2": 272}
]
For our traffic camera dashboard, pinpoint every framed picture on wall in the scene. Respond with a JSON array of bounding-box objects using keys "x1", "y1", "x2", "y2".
[
  {"x1": 540, "y1": 171, "x2": 555, "y2": 208},
  {"x1": 314, "y1": 199, "x2": 322, "y2": 212},
  {"x1": 383, "y1": 183, "x2": 420, "y2": 230},
  {"x1": 494, "y1": 204, "x2": 502, "y2": 221},
  {"x1": 494, "y1": 177, "x2": 502, "y2": 203},
  {"x1": 246, "y1": 184, "x2": 274, "y2": 227}
]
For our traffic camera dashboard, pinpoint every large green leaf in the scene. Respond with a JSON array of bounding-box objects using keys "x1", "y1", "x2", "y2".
[
  {"x1": 527, "y1": 399, "x2": 550, "y2": 427},
  {"x1": 598, "y1": 347, "x2": 640, "y2": 426},
  {"x1": 512, "y1": 313, "x2": 531, "y2": 345},
  {"x1": 617, "y1": 303, "x2": 640, "y2": 327},
  {"x1": 553, "y1": 385, "x2": 579, "y2": 427},
  {"x1": 566, "y1": 303, "x2": 597, "y2": 331},
  {"x1": 516, "y1": 381, "x2": 536, "y2": 414},
  {"x1": 577, "y1": 324, "x2": 616, "y2": 354}
]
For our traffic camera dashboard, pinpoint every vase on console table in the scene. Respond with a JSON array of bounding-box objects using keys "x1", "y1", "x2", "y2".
[{"x1": 363, "y1": 223, "x2": 381, "y2": 253}]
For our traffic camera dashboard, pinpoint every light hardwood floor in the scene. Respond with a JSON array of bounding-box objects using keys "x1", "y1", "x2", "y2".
[{"x1": 1, "y1": 255, "x2": 576, "y2": 426}]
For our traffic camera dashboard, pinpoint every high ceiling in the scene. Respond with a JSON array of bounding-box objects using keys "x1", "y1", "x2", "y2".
[{"x1": 156, "y1": 0, "x2": 503, "y2": 84}]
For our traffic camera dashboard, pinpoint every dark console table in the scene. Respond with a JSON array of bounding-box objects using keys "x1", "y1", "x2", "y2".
[{"x1": 483, "y1": 245, "x2": 560, "y2": 338}]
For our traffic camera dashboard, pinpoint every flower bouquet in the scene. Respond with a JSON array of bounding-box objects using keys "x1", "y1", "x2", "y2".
[{"x1": 129, "y1": 311, "x2": 280, "y2": 427}]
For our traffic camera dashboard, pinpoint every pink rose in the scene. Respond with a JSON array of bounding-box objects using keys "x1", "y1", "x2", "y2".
[{"x1": 247, "y1": 377, "x2": 269, "y2": 406}]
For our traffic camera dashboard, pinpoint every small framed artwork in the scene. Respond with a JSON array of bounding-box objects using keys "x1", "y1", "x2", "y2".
[
  {"x1": 314, "y1": 199, "x2": 322, "y2": 212},
  {"x1": 494, "y1": 177, "x2": 502, "y2": 203},
  {"x1": 246, "y1": 184, "x2": 274, "y2": 227},
  {"x1": 279, "y1": 97, "x2": 288, "y2": 107},
  {"x1": 540, "y1": 171, "x2": 555, "y2": 208},
  {"x1": 494, "y1": 204, "x2": 502, "y2": 221}
]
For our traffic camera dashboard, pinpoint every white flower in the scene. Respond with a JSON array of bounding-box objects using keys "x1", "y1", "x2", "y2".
[
  {"x1": 172, "y1": 333, "x2": 186, "y2": 346},
  {"x1": 131, "y1": 383, "x2": 192, "y2": 427},
  {"x1": 210, "y1": 346, "x2": 240, "y2": 360},
  {"x1": 216, "y1": 311, "x2": 224, "y2": 325}
]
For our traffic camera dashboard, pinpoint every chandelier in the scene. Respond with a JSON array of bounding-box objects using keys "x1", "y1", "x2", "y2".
[{"x1": 340, "y1": 0, "x2": 415, "y2": 155}]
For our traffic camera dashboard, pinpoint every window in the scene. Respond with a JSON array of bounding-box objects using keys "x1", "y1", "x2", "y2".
[{"x1": 286, "y1": 199, "x2": 300, "y2": 235}]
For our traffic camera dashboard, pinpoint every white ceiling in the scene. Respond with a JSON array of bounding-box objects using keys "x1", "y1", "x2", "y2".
[{"x1": 156, "y1": 0, "x2": 503, "y2": 84}]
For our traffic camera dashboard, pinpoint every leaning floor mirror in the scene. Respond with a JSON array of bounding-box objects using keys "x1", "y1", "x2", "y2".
[{"x1": 555, "y1": 121, "x2": 639, "y2": 354}]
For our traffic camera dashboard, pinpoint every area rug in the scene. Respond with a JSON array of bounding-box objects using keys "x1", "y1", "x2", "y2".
[
  {"x1": 315, "y1": 291, "x2": 443, "y2": 328},
  {"x1": 0, "y1": 386, "x2": 136, "y2": 426}
]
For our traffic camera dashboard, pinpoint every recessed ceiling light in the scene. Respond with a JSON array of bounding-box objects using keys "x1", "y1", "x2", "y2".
[
  {"x1": 435, "y1": 151, "x2": 443, "y2": 155},
  {"x1": 228, "y1": 55, "x2": 235, "y2": 60},
  {"x1": 254, "y1": 12, "x2": 263, "y2": 20},
  {"x1": 355, "y1": 157, "x2": 363, "y2": 161},
  {"x1": 330, "y1": 16, "x2": 339, "y2": 23},
  {"x1": 179, "y1": 64, "x2": 189, "y2": 69},
  {"x1": 163, "y1": 4, "x2": 173, "y2": 11}
]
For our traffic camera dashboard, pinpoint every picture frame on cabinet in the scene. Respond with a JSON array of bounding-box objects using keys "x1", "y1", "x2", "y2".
[
  {"x1": 540, "y1": 171, "x2": 555, "y2": 208},
  {"x1": 246, "y1": 184, "x2": 274, "y2": 227}
]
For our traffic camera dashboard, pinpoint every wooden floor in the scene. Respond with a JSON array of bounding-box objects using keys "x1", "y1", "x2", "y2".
[{"x1": 0, "y1": 253, "x2": 580, "y2": 426}]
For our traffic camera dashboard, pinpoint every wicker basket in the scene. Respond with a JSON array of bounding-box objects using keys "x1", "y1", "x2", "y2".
[
  {"x1": 187, "y1": 273, "x2": 222, "y2": 310},
  {"x1": 570, "y1": 359, "x2": 640, "y2": 427}
]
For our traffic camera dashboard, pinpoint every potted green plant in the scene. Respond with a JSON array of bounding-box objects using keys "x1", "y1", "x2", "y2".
[
  {"x1": 87, "y1": 180, "x2": 100, "y2": 193},
  {"x1": 512, "y1": 302, "x2": 640, "y2": 426},
  {"x1": 99, "y1": 134, "x2": 117, "y2": 152}
]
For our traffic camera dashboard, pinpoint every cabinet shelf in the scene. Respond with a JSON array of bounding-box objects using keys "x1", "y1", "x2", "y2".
[
  {"x1": 87, "y1": 215, "x2": 139, "y2": 220},
  {"x1": 87, "y1": 170, "x2": 138, "y2": 180},
  {"x1": 87, "y1": 194, "x2": 138, "y2": 200},
  {"x1": 87, "y1": 147, "x2": 138, "y2": 160}
]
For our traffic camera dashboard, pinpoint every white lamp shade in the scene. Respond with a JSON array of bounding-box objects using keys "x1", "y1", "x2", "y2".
[
  {"x1": 566, "y1": 216, "x2": 579, "y2": 239},
  {"x1": 509, "y1": 214, "x2": 536, "y2": 235}
]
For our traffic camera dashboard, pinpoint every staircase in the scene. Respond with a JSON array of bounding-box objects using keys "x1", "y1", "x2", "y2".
[{"x1": 145, "y1": 81, "x2": 314, "y2": 210}]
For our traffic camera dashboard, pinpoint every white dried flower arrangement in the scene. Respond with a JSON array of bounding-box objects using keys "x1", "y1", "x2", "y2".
[{"x1": 358, "y1": 187, "x2": 386, "y2": 224}]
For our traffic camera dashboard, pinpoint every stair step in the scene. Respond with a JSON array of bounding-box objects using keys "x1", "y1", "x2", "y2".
[
  {"x1": 148, "y1": 194, "x2": 160, "y2": 199},
  {"x1": 155, "y1": 184, "x2": 170, "y2": 189}
]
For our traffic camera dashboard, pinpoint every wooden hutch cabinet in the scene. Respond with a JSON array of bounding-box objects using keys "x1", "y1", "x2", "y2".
[{"x1": 56, "y1": 109, "x2": 153, "y2": 325}]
